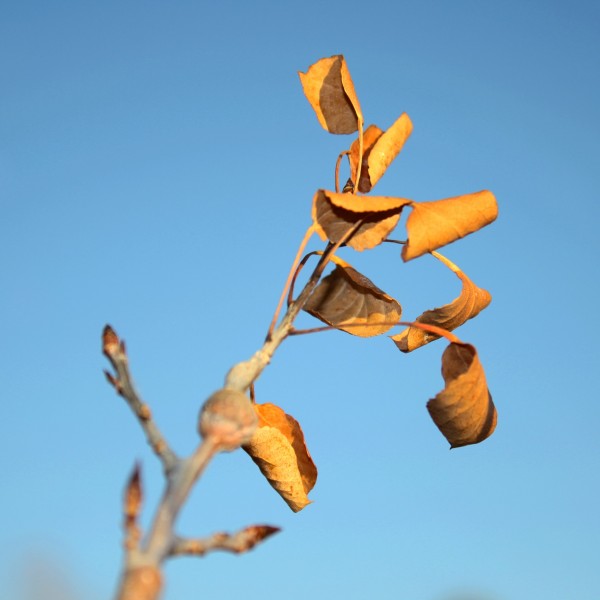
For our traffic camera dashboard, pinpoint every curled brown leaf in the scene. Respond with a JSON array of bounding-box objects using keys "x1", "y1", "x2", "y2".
[
  {"x1": 428, "y1": 342, "x2": 497, "y2": 448},
  {"x1": 243, "y1": 403, "x2": 317, "y2": 513},
  {"x1": 391, "y1": 252, "x2": 491, "y2": 352},
  {"x1": 312, "y1": 190, "x2": 410, "y2": 251},
  {"x1": 298, "y1": 55, "x2": 363, "y2": 134},
  {"x1": 304, "y1": 261, "x2": 402, "y2": 337},
  {"x1": 349, "y1": 113, "x2": 413, "y2": 192},
  {"x1": 402, "y1": 191, "x2": 498, "y2": 261}
]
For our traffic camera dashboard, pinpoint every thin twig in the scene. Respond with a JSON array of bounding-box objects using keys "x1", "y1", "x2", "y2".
[
  {"x1": 170, "y1": 525, "x2": 280, "y2": 557},
  {"x1": 265, "y1": 224, "x2": 316, "y2": 342},
  {"x1": 286, "y1": 250, "x2": 321, "y2": 306},
  {"x1": 334, "y1": 150, "x2": 349, "y2": 193},
  {"x1": 143, "y1": 436, "x2": 220, "y2": 562},
  {"x1": 290, "y1": 320, "x2": 462, "y2": 344},
  {"x1": 103, "y1": 326, "x2": 178, "y2": 474},
  {"x1": 353, "y1": 119, "x2": 364, "y2": 194}
]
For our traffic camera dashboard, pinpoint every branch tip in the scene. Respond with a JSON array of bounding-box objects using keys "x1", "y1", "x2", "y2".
[{"x1": 102, "y1": 324, "x2": 120, "y2": 356}]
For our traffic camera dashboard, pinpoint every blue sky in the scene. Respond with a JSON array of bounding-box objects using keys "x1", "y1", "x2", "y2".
[{"x1": 1, "y1": 1, "x2": 599, "y2": 599}]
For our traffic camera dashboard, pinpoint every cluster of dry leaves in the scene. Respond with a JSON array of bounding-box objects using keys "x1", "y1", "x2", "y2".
[{"x1": 242, "y1": 55, "x2": 499, "y2": 513}]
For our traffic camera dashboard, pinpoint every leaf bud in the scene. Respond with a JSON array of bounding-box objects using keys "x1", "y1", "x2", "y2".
[{"x1": 198, "y1": 389, "x2": 258, "y2": 451}]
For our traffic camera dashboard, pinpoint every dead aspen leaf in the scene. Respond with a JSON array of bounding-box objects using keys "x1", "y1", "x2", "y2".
[
  {"x1": 312, "y1": 190, "x2": 410, "y2": 251},
  {"x1": 304, "y1": 261, "x2": 402, "y2": 337},
  {"x1": 349, "y1": 114, "x2": 413, "y2": 192},
  {"x1": 243, "y1": 403, "x2": 317, "y2": 513},
  {"x1": 402, "y1": 190, "x2": 498, "y2": 261},
  {"x1": 427, "y1": 342, "x2": 497, "y2": 448},
  {"x1": 299, "y1": 55, "x2": 363, "y2": 134},
  {"x1": 391, "y1": 252, "x2": 491, "y2": 352}
]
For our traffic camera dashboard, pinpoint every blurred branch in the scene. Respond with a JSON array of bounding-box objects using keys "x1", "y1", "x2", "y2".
[
  {"x1": 106, "y1": 223, "x2": 360, "y2": 600},
  {"x1": 170, "y1": 525, "x2": 281, "y2": 557},
  {"x1": 102, "y1": 325, "x2": 179, "y2": 474}
]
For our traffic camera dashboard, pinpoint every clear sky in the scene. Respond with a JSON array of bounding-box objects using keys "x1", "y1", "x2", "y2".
[{"x1": 1, "y1": 1, "x2": 599, "y2": 599}]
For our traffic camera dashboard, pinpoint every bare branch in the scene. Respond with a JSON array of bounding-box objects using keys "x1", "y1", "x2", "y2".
[
  {"x1": 143, "y1": 437, "x2": 220, "y2": 562},
  {"x1": 170, "y1": 525, "x2": 281, "y2": 557},
  {"x1": 224, "y1": 221, "x2": 363, "y2": 392},
  {"x1": 102, "y1": 325, "x2": 178, "y2": 473}
]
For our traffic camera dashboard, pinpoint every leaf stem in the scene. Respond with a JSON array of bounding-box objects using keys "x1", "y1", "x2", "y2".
[
  {"x1": 286, "y1": 250, "x2": 322, "y2": 306},
  {"x1": 334, "y1": 150, "x2": 349, "y2": 193},
  {"x1": 265, "y1": 224, "x2": 316, "y2": 342},
  {"x1": 353, "y1": 117, "x2": 364, "y2": 194},
  {"x1": 290, "y1": 320, "x2": 462, "y2": 344}
]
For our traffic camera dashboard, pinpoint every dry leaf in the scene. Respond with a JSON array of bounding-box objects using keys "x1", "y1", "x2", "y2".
[
  {"x1": 427, "y1": 342, "x2": 497, "y2": 448},
  {"x1": 312, "y1": 190, "x2": 410, "y2": 251},
  {"x1": 304, "y1": 261, "x2": 402, "y2": 337},
  {"x1": 349, "y1": 114, "x2": 413, "y2": 192},
  {"x1": 298, "y1": 55, "x2": 363, "y2": 134},
  {"x1": 391, "y1": 252, "x2": 491, "y2": 352},
  {"x1": 243, "y1": 403, "x2": 317, "y2": 513},
  {"x1": 402, "y1": 191, "x2": 498, "y2": 261}
]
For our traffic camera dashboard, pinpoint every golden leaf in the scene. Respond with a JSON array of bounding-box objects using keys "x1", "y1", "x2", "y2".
[
  {"x1": 391, "y1": 252, "x2": 491, "y2": 352},
  {"x1": 312, "y1": 190, "x2": 410, "y2": 251},
  {"x1": 243, "y1": 403, "x2": 317, "y2": 513},
  {"x1": 349, "y1": 113, "x2": 413, "y2": 192},
  {"x1": 402, "y1": 190, "x2": 498, "y2": 261},
  {"x1": 428, "y1": 342, "x2": 497, "y2": 448},
  {"x1": 298, "y1": 55, "x2": 363, "y2": 134},
  {"x1": 304, "y1": 261, "x2": 402, "y2": 337}
]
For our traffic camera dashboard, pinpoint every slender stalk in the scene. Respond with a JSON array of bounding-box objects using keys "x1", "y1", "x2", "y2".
[
  {"x1": 334, "y1": 150, "x2": 349, "y2": 193},
  {"x1": 103, "y1": 326, "x2": 178, "y2": 474},
  {"x1": 265, "y1": 224, "x2": 316, "y2": 341},
  {"x1": 353, "y1": 119, "x2": 364, "y2": 193},
  {"x1": 286, "y1": 251, "x2": 321, "y2": 306},
  {"x1": 290, "y1": 320, "x2": 462, "y2": 344}
]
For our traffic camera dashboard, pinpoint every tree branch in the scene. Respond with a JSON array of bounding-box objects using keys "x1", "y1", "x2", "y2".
[
  {"x1": 103, "y1": 325, "x2": 179, "y2": 474},
  {"x1": 169, "y1": 525, "x2": 281, "y2": 557}
]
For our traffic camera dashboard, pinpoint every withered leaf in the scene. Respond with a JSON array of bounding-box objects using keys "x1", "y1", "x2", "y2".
[
  {"x1": 391, "y1": 252, "x2": 491, "y2": 352},
  {"x1": 298, "y1": 55, "x2": 363, "y2": 134},
  {"x1": 304, "y1": 261, "x2": 402, "y2": 337},
  {"x1": 243, "y1": 403, "x2": 317, "y2": 513},
  {"x1": 349, "y1": 113, "x2": 413, "y2": 192},
  {"x1": 312, "y1": 190, "x2": 410, "y2": 251},
  {"x1": 402, "y1": 191, "x2": 498, "y2": 261},
  {"x1": 427, "y1": 342, "x2": 497, "y2": 448}
]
